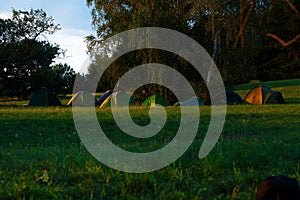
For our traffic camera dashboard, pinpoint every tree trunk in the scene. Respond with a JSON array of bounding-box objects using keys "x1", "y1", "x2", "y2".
[{"x1": 234, "y1": 0, "x2": 256, "y2": 49}]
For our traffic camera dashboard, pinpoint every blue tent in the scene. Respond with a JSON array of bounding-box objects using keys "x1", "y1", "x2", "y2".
[
  {"x1": 182, "y1": 97, "x2": 204, "y2": 106},
  {"x1": 174, "y1": 97, "x2": 204, "y2": 106},
  {"x1": 226, "y1": 91, "x2": 243, "y2": 105},
  {"x1": 96, "y1": 90, "x2": 113, "y2": 106}
]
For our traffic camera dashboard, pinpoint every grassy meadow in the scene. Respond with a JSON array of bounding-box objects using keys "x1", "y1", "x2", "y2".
[{"x1": 0, "y1": 79, "x2": 299, "y2": 199}]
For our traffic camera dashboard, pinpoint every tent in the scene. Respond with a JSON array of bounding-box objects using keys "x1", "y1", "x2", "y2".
[
  {"x1": 174, "y1": 97, "x2": 204, "y2": 106},
  {"x1": 96, "y1": 90, "x2": 113, "y2": 106},
  {"x1": 174, "y1": 96, "x2": 204, "y2": 106},
  {"x1": 142, "y1": 95, "x2": 169, "y2": 107},
  {"x1": 99, "y1": 92, "x2": 136, "y2": 108},
  {"x1": 67, "y1": 91, "x2": 96, "y2": 106},
  {"x1": 244, "y1": 85, "x2": 285, "y2": 104},
  {"x1": 28, "y1": 87, "x2": 61, "y2": 106},
  {"x1": 182, "y1": 97, "x2": 204, "y2": 106},
  {"x1": 226, "y1": 91, "x2": 243, "y2": 105}
]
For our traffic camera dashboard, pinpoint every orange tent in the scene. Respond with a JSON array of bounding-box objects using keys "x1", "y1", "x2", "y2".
[{"x1": 244, "y1": 86, "x2": 285, "y2": 104}]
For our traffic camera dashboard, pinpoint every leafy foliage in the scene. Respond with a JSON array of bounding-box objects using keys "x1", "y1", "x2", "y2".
[
  {"x1": 85, "y1": 0, "x2": 300, "y2": 99},
  {"x1": 0, "y1": 9, "x2": 75, "y2": 98}
]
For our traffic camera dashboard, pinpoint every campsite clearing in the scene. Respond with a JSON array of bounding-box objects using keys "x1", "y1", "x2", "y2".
[{"x1": 0, "y1": 79, "x2": 299, "y2": 199}]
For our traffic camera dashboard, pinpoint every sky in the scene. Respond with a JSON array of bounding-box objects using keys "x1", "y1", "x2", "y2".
[{"x1": 0, "y1": 0, "x2": 95, "y2": 73}]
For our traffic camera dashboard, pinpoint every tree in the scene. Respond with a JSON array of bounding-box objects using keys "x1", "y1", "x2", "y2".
[
  {"x1": 85, "y1": 0, "x2": 198, "y2": 99},
  {"x1": 85, "y1": 0, "x2": 300, "y2": 95},
  {"x1": 52, "y1": 63, "x2": 76, "y2": 94},
  {"x1": 0, "y1": 9, "x2": 75, "y2": 98},
  {"x1": 254, "y1": 0, "x2": 300, "y2": 80}
]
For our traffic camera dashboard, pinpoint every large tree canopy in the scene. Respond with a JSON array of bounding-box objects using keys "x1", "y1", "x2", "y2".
[
  {"x1": 85, "y1": 0, "x2": 300, "y2": 100},
  {"x1": 0, "y1": 9, "x2": 75, "y2": 98}
]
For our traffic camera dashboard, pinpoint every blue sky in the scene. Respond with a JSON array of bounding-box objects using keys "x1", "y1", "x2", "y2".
[{"x1": 0, "y1": 0, "x2": 95, "y2": 73}]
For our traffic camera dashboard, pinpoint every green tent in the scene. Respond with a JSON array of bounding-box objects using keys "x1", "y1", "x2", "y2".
[
  {"x1": 67, "y1": 91, "x2": 96, "y2": 106},
  {"x1": 100, "y1": 92, "x2": 136, "y2": 108},
  {"x1": 244, "y1": 85, "x2": 285, "y2": 104},
  {"x1": 28, "y1": 87, "x2": 62, "y2": 106},
  {"x1": 142, "y1": 95, "x2": 169, "y2": 107}
]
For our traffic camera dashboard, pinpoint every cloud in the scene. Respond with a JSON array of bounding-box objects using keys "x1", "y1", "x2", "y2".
[
  {"x1": 0, "y1": 11, "x2": 11, "y2": 19},
  {"x1": 0, "y1": 10, "x2": 92, "y2": 73},
  {"x1": 47, "y1": 28, "x2": 93, "y2": 74},
  {"x1": 1, "y1": 0, "x2": 94, "y2": 73}
]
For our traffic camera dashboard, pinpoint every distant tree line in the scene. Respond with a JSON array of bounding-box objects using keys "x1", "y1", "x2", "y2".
[
  {"x1": 1, "y1": 2, "x2": 299, "y2": 100},
  {"x1": 0, "y1": 9, "x2": 76, "y2": 99},
  {"x1": 85, "y1": 0, "x2": 300, "y2": 100}
]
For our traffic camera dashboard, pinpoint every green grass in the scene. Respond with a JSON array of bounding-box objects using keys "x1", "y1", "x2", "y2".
[{"x1": 0, "y1": 79, "x2": 299, "y2": 199}]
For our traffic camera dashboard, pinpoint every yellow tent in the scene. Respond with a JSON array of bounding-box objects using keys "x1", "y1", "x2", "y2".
[
  {"x1": 67, "y1": 91, "x2": 96, "y2": 106},
  {"x1": 244, "y1": 86, "x2": 285, "y2": 104},
  {"x1": 99, "y1": 92, "x2": 136, "y2": 108}
]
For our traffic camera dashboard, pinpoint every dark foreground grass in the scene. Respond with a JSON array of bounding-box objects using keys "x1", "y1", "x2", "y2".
[
  {"x1": 0, "y1": 79, "x2": 299, "y2": 199},
  {"x1": 0, "y1": 104, "x2": 299, "y2": 199}
]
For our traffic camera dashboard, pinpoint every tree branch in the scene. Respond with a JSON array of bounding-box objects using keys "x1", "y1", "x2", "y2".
[
  {"x1": 267, "y1": 33, "x2": 300, "y2": 47},
  {"x1": 267, "y1": 0, "x2": 300, "y2": 47},
  {"x1": 284, "y1": 0, "x2": 300, "y2": 20}
]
